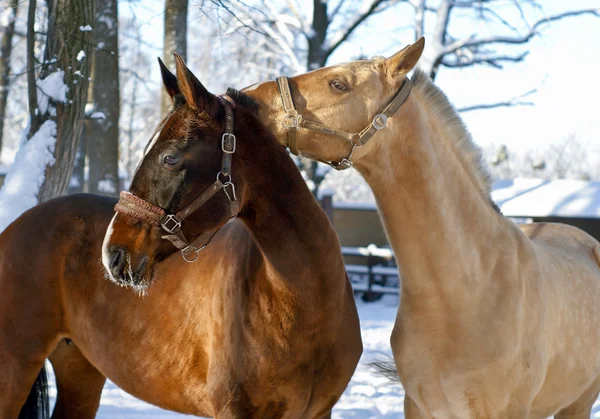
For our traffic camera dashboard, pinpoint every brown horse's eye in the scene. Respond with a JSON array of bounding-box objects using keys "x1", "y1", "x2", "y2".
[
  {"x1": 163, "y1": 155, "x2": 180, "y2": 166},
  {"x1": 330, "y1": 79, "x2": 347, "y2": 92}
]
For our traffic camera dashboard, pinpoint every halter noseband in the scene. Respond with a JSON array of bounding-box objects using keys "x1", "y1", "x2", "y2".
[
  {"x1": 275, "y1": 76, "x2": 413, "y2": 170},
  {"x1": 114, "y1": 97, "x2": 240, "y2": 263}
]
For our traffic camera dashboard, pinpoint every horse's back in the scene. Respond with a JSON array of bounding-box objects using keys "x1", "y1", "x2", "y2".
[
  {"x1": 520, "y1": 221, "x2": 600, "y2": 267},
  {"x1": 0, "y1": 193, "x2": 116, "y2": 245},
  {"x1": 0, "y1": 194, "x2": 116, "y2": 335},
  {"x1": 519, "y1": 222, "x2": 600, "y2": 416}
]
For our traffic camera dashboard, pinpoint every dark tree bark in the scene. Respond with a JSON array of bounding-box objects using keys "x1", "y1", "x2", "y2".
[
  {"x1": 306, "y1": 0, "x2": 329, "y2": 70},
  {"x1": 161, "y1": 0, "x2": 188, "y2": 117},
  {"x1": 68, "y1": 125, "x2": 86, "y2": 194},
  {"x1": 87, "y1": 0, "x2": 119, "y2": 196},
  {"x1": 0, "y1": 0, "x2": 19, "y2": 156},
  {"x1": 28, "y1": 0, "x2": 95, "y2": 203}
]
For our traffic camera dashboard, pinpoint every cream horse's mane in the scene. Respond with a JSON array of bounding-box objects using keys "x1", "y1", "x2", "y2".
[{"x1": 409, "y1": 68, "x2": 494, "y2": 198}]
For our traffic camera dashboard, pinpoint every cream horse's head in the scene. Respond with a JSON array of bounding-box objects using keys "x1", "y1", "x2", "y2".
[{"x1": 243, "y1": 38, "x2": 425, "y2": 168}]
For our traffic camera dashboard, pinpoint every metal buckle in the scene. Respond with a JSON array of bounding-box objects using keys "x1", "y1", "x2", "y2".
[
  {"x1": 221, "y1": 133, "x2": 236, "y2": 154},
  {"x1": 161, "y1": 214, "x2": 181, "y2": 234},
  {"x1": 331, "y1": 159, "x2": 353, "y2": 170},
  {"x1": 283, "y1": 114, "x2": 302, "y2": 129},
  {"x1": 372, "y1": 114, "x2": 388, "y2": 130}
]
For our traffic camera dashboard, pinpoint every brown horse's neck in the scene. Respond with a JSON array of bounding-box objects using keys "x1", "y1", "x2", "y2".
[
  {"x1": 354, "y1": 93, "x2": 523, "y2": 296},
  {"x1": 236, "y1": 113, "x2": 343, "y2": 290}
]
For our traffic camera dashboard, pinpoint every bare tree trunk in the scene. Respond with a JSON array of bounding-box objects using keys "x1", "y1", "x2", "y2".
[
  {"x1": 306, "y1": 0, "x2": 329, "y2": 70},
  {"x1": 31, "y1": 0, "x2": 95, "y2": 203},
  {"x1": 428, "y1": 0, "x2": 453, "y2": 81},
  {"x1": 0, "y1": 0, "x2": 19, "y2": 157},
  {"x1": 161, "y1": 0, "x2": 187, "y2": 117},
  {"x1": 87, "y1": 0, "x2": 119, "y2": 196},
  {"x1": 27, "y1": 0, "x2": 39, "y2": 137},
  {"x1": 68, "y1": 125, "x2": 87, "y2": 193}
]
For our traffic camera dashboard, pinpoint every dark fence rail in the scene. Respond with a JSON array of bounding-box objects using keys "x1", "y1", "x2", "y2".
[{"x1": 342, "y1": 245, "x2": 400, "y2": 300}]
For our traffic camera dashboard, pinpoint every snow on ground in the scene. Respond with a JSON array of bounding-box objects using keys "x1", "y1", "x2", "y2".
[{"x1": 47, "y1": 296, "x2": 405, "y2": 418}]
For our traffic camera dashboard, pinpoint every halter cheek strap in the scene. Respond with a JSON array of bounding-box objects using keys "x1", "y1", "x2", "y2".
[
  {"x1": 275, "y1": 76, "x2": 413, "y2": 170},
  {"x1": 114, "y1": 98, "x2": 240, "y2": 263}
]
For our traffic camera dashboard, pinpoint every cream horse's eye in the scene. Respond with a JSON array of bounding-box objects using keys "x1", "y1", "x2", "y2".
[{"x1": 329, "y1": 79, "x2": 347, "y2": 92}]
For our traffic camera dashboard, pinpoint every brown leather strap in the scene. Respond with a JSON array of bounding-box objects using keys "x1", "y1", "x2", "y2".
[
  {"x1": 354, "y1": 78, "x2": 412, "y2": 146},
  {"x1": 300, "y1": 119, "x2": 355, "y2": 142},
  {"x1": 220, "y1": 96, "x2": 236, "y2": 176},
  {"x1": 276, "y1": 76, "x2": 299, "y2": 155},
  {"x1": 175, "y1": 179, "x2": 226, "y2": 221}
]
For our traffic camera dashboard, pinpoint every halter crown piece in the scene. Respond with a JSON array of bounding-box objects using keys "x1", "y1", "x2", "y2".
[
  {"x1": 276, "y1": 76, "x2": 413, "y2": 170},
  {"x1": 114, "y1": 96, "x2": 240, "y2": 263}
]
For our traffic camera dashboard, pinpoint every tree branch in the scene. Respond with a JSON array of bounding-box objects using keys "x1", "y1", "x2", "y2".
[
  {"x1": 285, "y1": 0, "x2": 309, "y2": 36},
  {"x1": 458, "y1": 87, "x2": 537, "y2": 113},
  {"x1": 329, "y1": 0, "x2": 349, "y2": 21},
  {"x1": 441, "y1": 51, "x2": 529, "y2": 69},
  {"x1": 444, "y1": 8, "x2": 600, "y2": 55},
  {"x1": 414, "y1": 0, "x2": 426, "y2": 39},
  {"x1": 204, "y1": 0, "x2": 270, "y2": 37},
  {"x1": 428, "y1": 0, "x2": 453, "y2": 79},
  {"x1": 324, "y1": 0, "x2": 392, "y2": 59}
]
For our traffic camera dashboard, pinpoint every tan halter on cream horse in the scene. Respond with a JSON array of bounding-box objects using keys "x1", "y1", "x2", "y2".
[{"x1": 244, "y1": 37, "x2": 600, "y2": 418}]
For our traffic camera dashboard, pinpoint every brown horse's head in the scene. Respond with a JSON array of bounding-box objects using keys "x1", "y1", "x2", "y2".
[
  {"x1": 244, "y1": 38, "x2": 424, "y2": 167},
  {"x1": 102, "y1": 55, "x2": 248, "y2": 292}
]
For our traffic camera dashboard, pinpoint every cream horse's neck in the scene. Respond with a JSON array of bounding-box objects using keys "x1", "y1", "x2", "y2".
[{"x1": 354, "y1": 83, "x2": 518, "y2": 295}]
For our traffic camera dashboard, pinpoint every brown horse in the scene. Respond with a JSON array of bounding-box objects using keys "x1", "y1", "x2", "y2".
[
  {"x1": 0, "y1": 56, "x2": 361, "y2": 418},
  {"x1": 243, "y1": 38, "x2": 600, "y2": 418}
]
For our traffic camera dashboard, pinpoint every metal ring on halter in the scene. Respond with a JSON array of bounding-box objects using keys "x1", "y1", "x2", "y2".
[
  {"x1": 372, "y1": 113, "x2": 388, "y2": 130},
  {"x1": 217, "y1": 171, "x2": 232, "y2": 184},
  {"x1": 350, "y1": 133, "x2": 363, "y2": 147},
  {"x1": 182, "y1": 245, "x2": 199, "y2": 263}
]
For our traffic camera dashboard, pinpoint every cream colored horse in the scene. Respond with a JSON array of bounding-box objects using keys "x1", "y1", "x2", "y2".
[{"x1": 245, "y1": 38, "x2": 600, "y2": 418}]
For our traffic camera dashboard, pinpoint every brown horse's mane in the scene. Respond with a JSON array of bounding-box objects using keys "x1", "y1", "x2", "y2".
[{"x1": 226, "y1": 88, "x2": 260, "y2": 115}]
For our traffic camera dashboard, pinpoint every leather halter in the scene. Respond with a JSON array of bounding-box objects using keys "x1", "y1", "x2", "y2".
[
  {"x1": 275, "y1": 76, "x2": 413, "y2": 170},
  {"x1": 114, "y1": 97, "x2": 240, "y2": 263}
]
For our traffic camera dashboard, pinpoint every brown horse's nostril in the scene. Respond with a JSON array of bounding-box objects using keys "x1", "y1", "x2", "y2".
[{"x1": 109, "y1": 245, "x2": 127, "y2": 278}]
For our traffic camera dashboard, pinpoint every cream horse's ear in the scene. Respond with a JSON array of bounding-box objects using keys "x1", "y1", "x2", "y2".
[{"x1": 385, "y1": 37, "x2": 425, "y2": 79}]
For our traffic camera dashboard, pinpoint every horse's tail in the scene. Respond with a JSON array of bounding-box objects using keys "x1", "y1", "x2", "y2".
[
  {"x1": 18, "y1": 365, "x2": 50, "y2": 419},
  {"x1": 370, "y1": 355, "x2": 402, "y2": 384}
]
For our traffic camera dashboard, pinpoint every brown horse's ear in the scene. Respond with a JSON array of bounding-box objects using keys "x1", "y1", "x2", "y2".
[
  {"x1": 385, "y1": 37, "x2": 425, "y2": 79},
  {"x1": 158, "y1": 57, "x2": 180, "y2": 101},
  {"x1": 173, "y1": 53, "x2": 219, "y2": 116}
]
